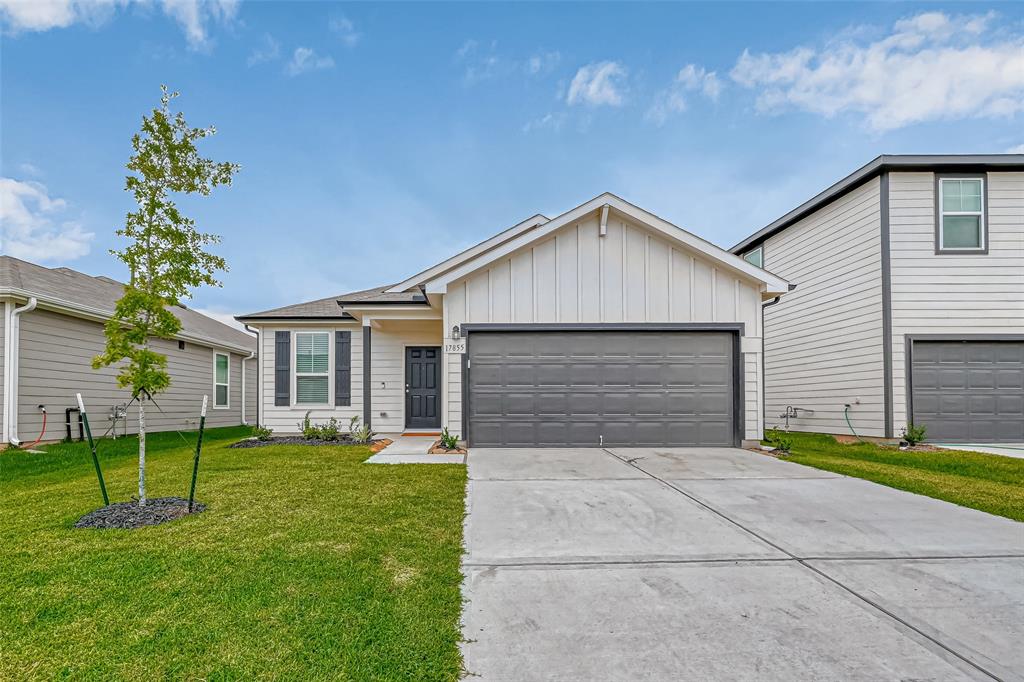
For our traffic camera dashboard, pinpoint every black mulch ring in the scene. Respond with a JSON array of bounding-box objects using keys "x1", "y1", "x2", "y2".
[
  {"x1": 229, "y1": 436, "x2": 381, "y2": 448},
  {"x1": 75, "y1": 497, "x2": 206, "y2": 529}
]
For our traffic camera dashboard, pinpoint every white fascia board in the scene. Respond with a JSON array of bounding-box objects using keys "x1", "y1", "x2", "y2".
[
  {"x1": 384, "y1": 213, "x2": 549, "y2": 293},
  {"x1": 0, "y1": 287, "x2": 257, "y2": 355},
  {"x1": 423, "y1": 193, "x2": 792, "y2": 295}
]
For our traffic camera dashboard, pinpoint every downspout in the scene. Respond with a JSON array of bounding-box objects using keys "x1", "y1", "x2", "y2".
[
  {"x1": 240, "y1": 349, "x2": 255, "y2": 426},
  {"x1": 5, "y1": 297, "x2": 38, "y2": 446},
  {"x1": 244, "y1": 324, "x2": 260, "y2": 427},
  {"x1": 760, "y1": 284, "x2": 795, "y2": 435}
]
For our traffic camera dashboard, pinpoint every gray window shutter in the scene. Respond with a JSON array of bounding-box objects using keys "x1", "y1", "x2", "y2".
[
  {"x1": 275, "y1": 331, "x2": 290, "y2": 406},
  {"x1": 335, "y1": 331, "x2": 351, "y2": 406}
]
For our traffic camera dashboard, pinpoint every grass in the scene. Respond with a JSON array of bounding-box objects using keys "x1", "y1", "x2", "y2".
[
  {"x1": 1, "y1": 426, "x2": 467, "y2": 680},
  {"x1": 775, "y1": 432, "x2": 1024, "y2": 522}
]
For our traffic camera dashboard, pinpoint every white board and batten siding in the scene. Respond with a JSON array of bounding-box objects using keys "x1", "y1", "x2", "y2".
[
  {"x1": 257, "y1": 321, "x2": 443, "y2": 434},
  {"x1": 888, "y1": 171, "x2": 1024, "y2": 428},
  {"x1": 762, "y1": 177, "x2": 886, "y2": 437},
  {"x1": 17, "y1": 309, "x2": 254, "y2": 442},
  {"x1": 1, "y1": 303, "x2": 6, "y2": 441},
  {"x1": 442, "y1": 212, "x2": 765, "y2": 442}
]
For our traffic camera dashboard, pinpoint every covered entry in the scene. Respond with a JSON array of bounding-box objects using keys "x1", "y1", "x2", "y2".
[
  {"x1": 465, "y1": 327, "x2": 739, "y2": 447},
  {"x1": 909, "y1": 339, "x2": 1024, "y2": 443}
]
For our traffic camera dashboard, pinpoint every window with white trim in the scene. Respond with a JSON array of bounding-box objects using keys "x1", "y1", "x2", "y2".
[
  {"x1": 938, "y1": 177, "x2": 985, "y2": 251},
  {"x1": 214, "y1": 352, "x2": 229, "y2": 408},
  {"x1": 742, "y1": 246, "x2": 763, "y2": 268},
  {"x1": 295, "y1": 331, "x2": 330, "y2": 404}
]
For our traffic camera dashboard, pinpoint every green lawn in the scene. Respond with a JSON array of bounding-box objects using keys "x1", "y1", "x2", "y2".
[
  {"x1": 1, "y1": 427, "x2": 467, "y2": 680},
  {"x1": 777, "y1": 432, "x2": 1024, "y2": 522}
]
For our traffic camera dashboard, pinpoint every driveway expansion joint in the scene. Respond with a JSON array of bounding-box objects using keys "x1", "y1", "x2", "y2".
[{"x1": 598, "y1": 447, "x2": 1006, "y2": 682}]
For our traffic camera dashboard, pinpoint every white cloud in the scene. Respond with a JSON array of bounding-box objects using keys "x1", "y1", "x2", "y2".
[
  {"x1": 247, "y1": 33, "x2": 279, "y2": 66},
  {"x1": 567, "y1": 61, "x2": 627, "y2": 107},
  {"x1": 0, "y1": 0, "x2": 238, "y2": 50},
  {"x1": 192, "y1": 306, "x2": 251, "y2": 332},
  {"x1": 18, "y1": 162, "x2": 43, "y2": 177},
  {"x1": 1006, "y1": 143, "x2": 1024, "y2": 154},
  {"x1": 455, "y1": 39, "x2": 477, "y2": 60},
  {"x1": 522, "y1": 112, "x2": 566, "y2": 134},
  {"x1": 329, "y1": 15, "x2": 359, "y2": 48},
  {"x1": 526, "y1": 50, "x2": 560, "y2": 75},
  {"x1": 285, "y1": 47, "x2": 334, "y2": 76},
  {"x1": 730, "y1": 10, "x2": 1024, "y2": 131},
  {"x1": 0, "y1": 177, "x2": 94, "y2": 263},
  {"x1": 646, "y1": 63, "x2": 722, "y2": 125}
]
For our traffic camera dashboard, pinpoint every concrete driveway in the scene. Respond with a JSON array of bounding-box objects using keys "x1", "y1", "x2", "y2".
[{"x1": 461, "y1": 447, "x2": 1024, "y2": 681}]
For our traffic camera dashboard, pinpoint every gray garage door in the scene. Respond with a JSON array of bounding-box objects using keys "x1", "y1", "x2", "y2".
[
  {"x1": 910, "y1": 340, "x2": 1024, "y2": 443},
  {"x1": 466, "y1": 330, "x2": 736, "y2": 447}
]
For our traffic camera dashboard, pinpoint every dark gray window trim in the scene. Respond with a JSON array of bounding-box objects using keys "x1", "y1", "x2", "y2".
[
  {"x1": 904, "y1": 334, "x2": 1024, "y2": 433},
  {"x1": 880, "y1": 172, "x2": 894, "y2": 439},
  {"x1": 274, "y1": 331, "x2": 290, "y2": 407},
  {"x1": 934, "y1": 173, "x2": 989, "y2": 255},
  {"x1": 362, "y1": 325, "x2": 372, "y2": 427},
  {"x1": 461, "y1": 323, "x2": 746, "y2": 448}
]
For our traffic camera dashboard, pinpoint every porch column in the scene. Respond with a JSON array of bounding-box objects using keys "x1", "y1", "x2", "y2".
[{"x1": 362, "y1": 317, "x2": 372, "y2": 428}]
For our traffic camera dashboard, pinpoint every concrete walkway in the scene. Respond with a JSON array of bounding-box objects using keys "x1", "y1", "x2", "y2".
[
  {"x1": 461, "y1": 447, "x2": 1024, "y2": 681},
  {"x1": 935, "y1": 442, "x2": 1024, "y2": 459},
  {"x1": 364, "y1": 435, "x2": 464, "y2": 464}
]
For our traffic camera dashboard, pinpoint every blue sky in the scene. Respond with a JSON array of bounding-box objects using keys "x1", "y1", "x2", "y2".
[{"x1": 2, "y1": 1, "x2": 1022, "y2": 326}]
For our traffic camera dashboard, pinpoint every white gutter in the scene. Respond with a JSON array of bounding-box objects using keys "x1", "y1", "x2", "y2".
[{"x1": 4, "y1": 297, "x2": 38, "y2": 445}]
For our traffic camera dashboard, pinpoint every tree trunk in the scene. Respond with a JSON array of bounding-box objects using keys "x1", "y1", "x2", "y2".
[{"x1": 138, "y1": 395, "x2": 147, "y2": 507}]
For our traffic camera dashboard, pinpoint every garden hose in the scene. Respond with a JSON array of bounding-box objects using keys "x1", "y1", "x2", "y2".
[{"x1": 844, "y1": 404, "x2": 864, "y2": 443}]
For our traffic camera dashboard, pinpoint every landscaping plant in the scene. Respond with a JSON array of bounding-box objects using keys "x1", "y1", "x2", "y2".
[
  {"x1": 764, "y1": 428, "x2": 793, "y2": 454},
  {"x1": 253, "y1": 425, "x2": 273, "y2": 441},
  {"x1": 93, "y1": 85, "x2": 238, "y2": 507},
  {"x1": 901, "y1": 422, "x2": 927, "y2": 446},
  {"x1": 348, "y1": 416, "x2": 375, "y2": 444},
  {"x1": 439, "y1": 427, "x2": 460, "y2": 450}
]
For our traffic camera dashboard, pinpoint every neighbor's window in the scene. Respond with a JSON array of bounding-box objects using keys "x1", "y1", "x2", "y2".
[
  {"x1": 295, "y1": 331, "x2": 330, "y2": 404},
  {"x1": 743, "y1": 246, "x2": 763, "y2": 268},
  {"x1": 214, "y1": 353, "x2": 229, "y2": 408},
  {"x1": 938, "y1": 178, "x2": 985, "y2": 251}
]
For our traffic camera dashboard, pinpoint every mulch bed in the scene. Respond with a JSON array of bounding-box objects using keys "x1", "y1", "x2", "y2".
[
  {"x1": 75, "y1": 497, "x2": 206, "y2": 530},
  {"x1": 230, "y1": 436, "x2": 388, "y2": 449},
  {"x1": 428, "y1": 440, "x2": 467, "y2": 455}
]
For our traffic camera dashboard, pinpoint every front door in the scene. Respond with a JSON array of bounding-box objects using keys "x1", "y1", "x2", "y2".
[{"x1": 406, "y1": 346, "x2": 441, "y2": 429}]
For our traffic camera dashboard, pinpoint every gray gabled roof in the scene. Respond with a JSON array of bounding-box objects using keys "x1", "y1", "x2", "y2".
[
  {"x1": 0, "y1": 256, "x2": 256, "y2": 352},
  {"x1": 235, "y1": 285, "x2": 427, "y2": 321},
  {"x1": 730, "y1": 154, "x2": 1024, "y2": 255}
]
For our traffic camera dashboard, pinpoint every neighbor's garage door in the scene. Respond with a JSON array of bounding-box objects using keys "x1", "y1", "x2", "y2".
[
  {"x1": 466, "y1": 331, "x2": 736, "y2": 447},
  {"x1": 910, "y1": 340, "x2": 1024, "y2": 443}
]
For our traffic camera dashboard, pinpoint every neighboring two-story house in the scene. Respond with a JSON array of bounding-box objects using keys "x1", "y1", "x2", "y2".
[{"x1": 731, "y1": 155, "x2": 1024, "y2": 444}]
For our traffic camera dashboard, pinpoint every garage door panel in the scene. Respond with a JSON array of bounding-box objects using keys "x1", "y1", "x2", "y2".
[
  {"x1": 911, "y1": 340, "x2": 1024, "y2": 443},
  {"x1": 467, "y1": 330, "x2": 736, "y2": 447}
]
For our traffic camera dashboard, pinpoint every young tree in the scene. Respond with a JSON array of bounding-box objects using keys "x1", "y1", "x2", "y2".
[{"x1": 94, "y1": 86, "x2": 238, "y2": 507}]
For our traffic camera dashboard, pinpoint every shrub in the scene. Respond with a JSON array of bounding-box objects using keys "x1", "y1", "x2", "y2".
[
  {"x1": 902, "y1": 422, "x2": 927, "y2": 445},
  {"x1": 348, "y1": 416, "x2": 375, "y2": 445},
  {"x1": 439, "y1": 427, "x2": 460, "y2": 450},
  {"x1": 318, "y1": 417, "x2": 340, "y2": 442},
  {"x1": 298, "y1": 411, "x2": 318, "y2": 440},
  {"x1": 764, "y1": 428, "x2": 793, "y2": 454},
  {"x1": 253, "y1": 425, "x2": 273, "y2": 441}
]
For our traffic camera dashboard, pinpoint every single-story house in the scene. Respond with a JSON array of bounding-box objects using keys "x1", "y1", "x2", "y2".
[
  {"x1": 1, "y1": 256, "x2": 257, "y2": 446},
  {"x1": 730, "y1": 154, "x2": 1024, "y2": 443},
  {"x1": 237, "y1": 193, "x2": 790, "y2": 448}
]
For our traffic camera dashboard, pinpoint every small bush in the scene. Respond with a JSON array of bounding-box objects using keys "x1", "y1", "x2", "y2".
[
  {"x1": 348, "y1": 416, "x2": 375, "y2": 445},
  {"x1": 902, "y1": 422, "x2": 927, "y2": 445},
  {"x1": 253, "y1": 425, "x2": 273, "y2": 441},
  {"x1": 439, "y1": 427, "x2": 460, "y2": 450},
  {"x1": 297, "y1": 412, "x2": 316, "y2": 439},
  {"x1": 318, "y1": 417, "x2": 340, "y2": 442},
  {"x1": 764, "y1": 428, "x2": 793, "y2": 454}
]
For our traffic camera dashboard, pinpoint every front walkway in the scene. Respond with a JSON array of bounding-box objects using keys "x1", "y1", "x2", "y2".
[
  {"x1": 461, "y1": 447, "x2": 1023, "y2": 680},
  {"x1": 364, "y1": 435, "x2": 464, "y2": 464},
  {"x1": 935, "y1": 442, "x2": 1024, "y2": 459}
]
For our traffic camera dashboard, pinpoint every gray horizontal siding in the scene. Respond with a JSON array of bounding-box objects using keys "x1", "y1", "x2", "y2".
[
  {"x1": 17, "y1": 308, "x2": 250, "y2": 442},
  {"x1": 762, "y1": 177, "x2": 887, "y2": 437}
]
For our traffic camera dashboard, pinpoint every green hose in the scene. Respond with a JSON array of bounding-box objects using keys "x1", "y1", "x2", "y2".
[{"x1": 844, "y1": 405, "x2": 864, "y2": 443}]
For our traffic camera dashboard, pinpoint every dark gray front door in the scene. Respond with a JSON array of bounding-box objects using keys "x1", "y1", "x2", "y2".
[
  {"x1": 910, "y1": 340, "x2": 1024, "y2": 443},
  {"x1": 467, "y1": 330, "x2": 736, "y2": 447},
  {"x1": 406, "y1": 347, "x2": 441, "y2": 429}
]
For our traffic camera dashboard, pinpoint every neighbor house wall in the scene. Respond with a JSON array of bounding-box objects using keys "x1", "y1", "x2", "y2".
[
  {"x1": 888, "y1": 171, "x2": 1024, "y2": 429},
  {"x1": 17, "y1": 308, "x2": 251, "y2": 442},
  {"x1": 761, "y1": 177, "x2": 886, "y2": 437},
  {"x1": 1, "y1": 300, "x2": 6, "y2": 443},
  {"x1": 442, "y1": 211, "x2": 765, "y2": 441}
]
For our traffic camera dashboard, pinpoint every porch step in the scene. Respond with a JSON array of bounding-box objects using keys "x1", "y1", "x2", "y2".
[{"x1": 403, "y1": 431, "x2": 440, "y2": 437}]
